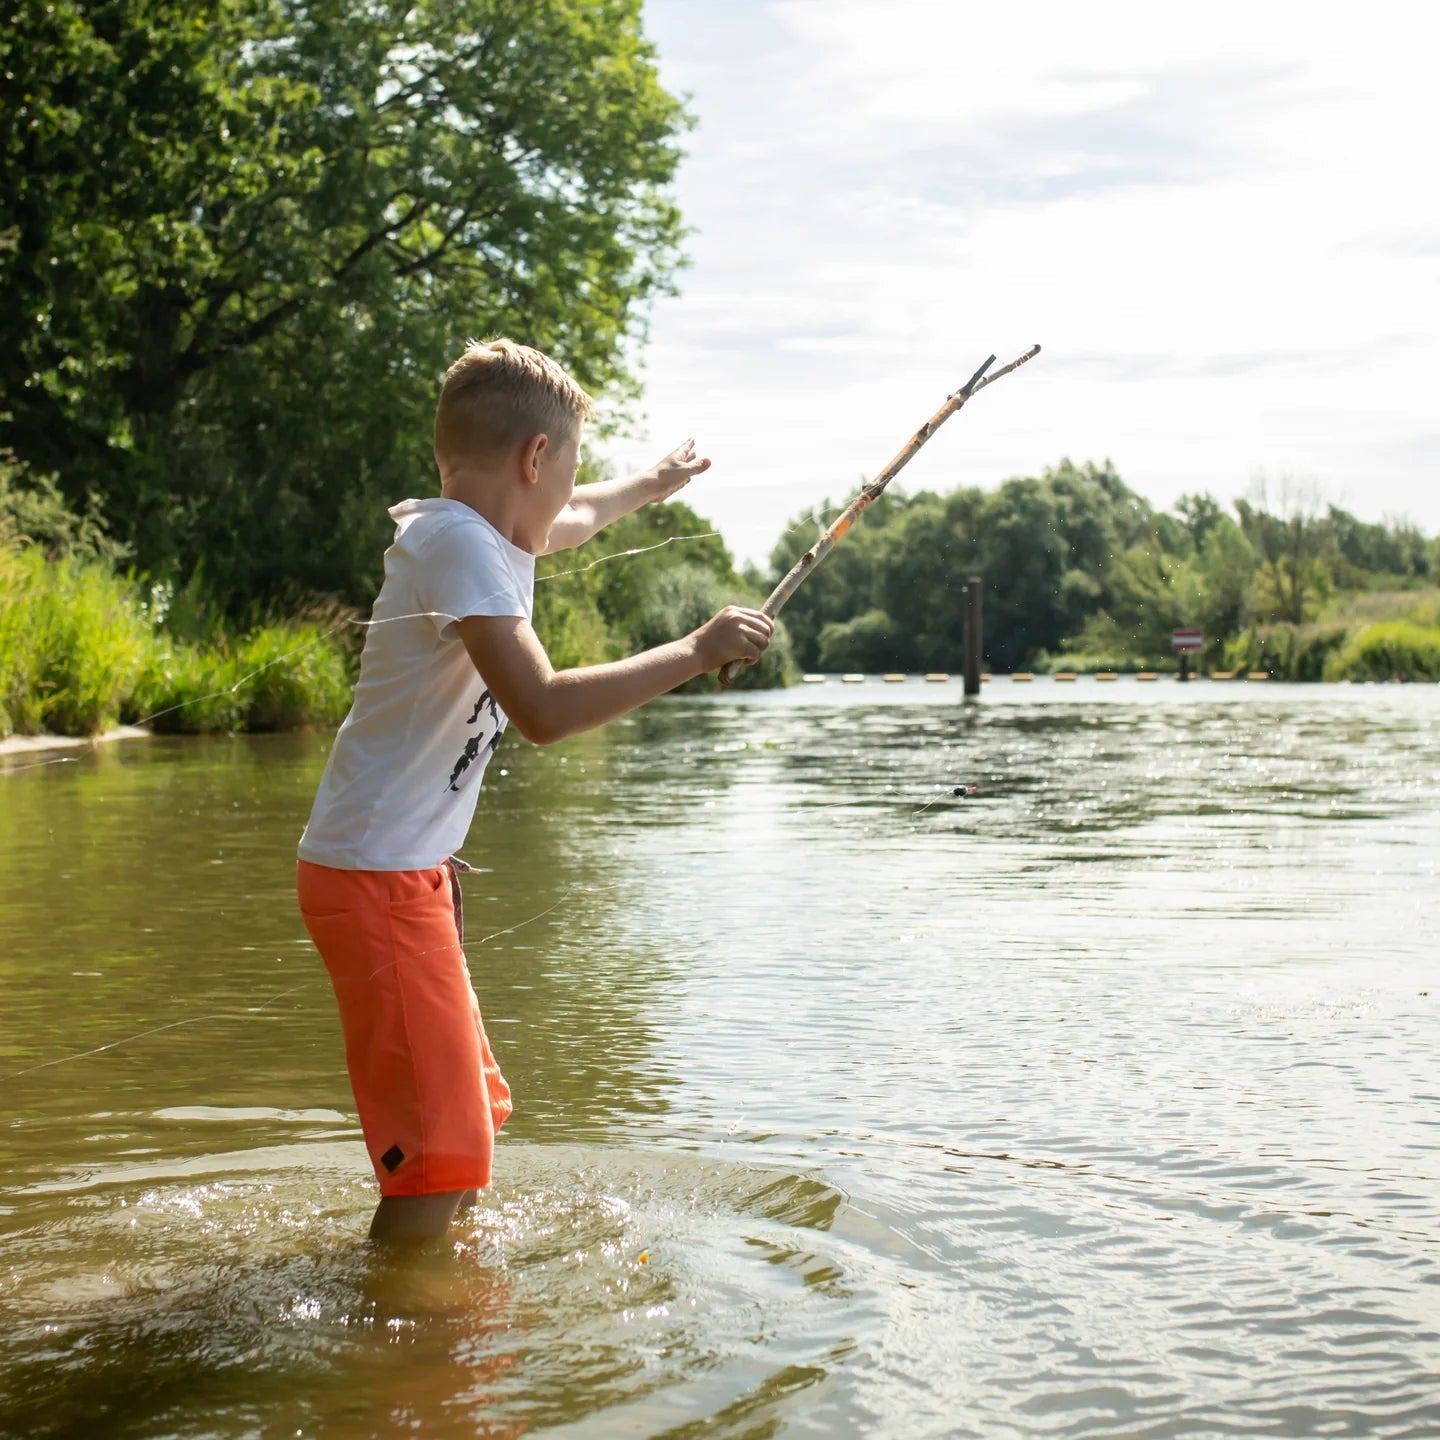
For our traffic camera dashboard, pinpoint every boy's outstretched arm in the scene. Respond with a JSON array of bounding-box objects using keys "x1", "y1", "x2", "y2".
[
  {"x1": 457, "y1": 605, "x2": 772, "y2": 745},
  {"x1": 541, "y1": 440, "x2": 711, "y2": 554}
]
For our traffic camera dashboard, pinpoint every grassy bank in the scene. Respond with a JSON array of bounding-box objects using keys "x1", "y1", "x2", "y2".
[
  {"x1": 1, "y1": 494, "x2": 794, "y2": 739},
  {"x1": 0, "y1": 544, "x2": 355, "y2": 739},
  {"x1": 1033, "y1": 589, "x2": 1440, "y2": 682},
  {"x1": 1221, "y1": 590, "x2": 1440, "y2": 681}
]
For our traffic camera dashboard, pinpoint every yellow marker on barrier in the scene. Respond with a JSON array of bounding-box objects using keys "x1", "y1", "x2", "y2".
[
  {"x1": 924, "y1": 673, "x2": 950, "y2": 682},
  {"x1": 883, "y1": 673, "x2": 906, "y2": 683},
  {"x1": 1211, "y1": 671, "x2": 1235, "y2": 680},
  {"x1": 842, "y1": 673, "x2": 865, "y2": 683},
  {"x1": 1053, "y1": 672, "x2": 1077, "y2": 681},
  {"x1": 1012, "y1": 672, "x2": 1035, "y2": 682},
  {"x1": 1247, "y1": 671, "x2": 1270, "y2": 681},
  {"x1": 1136, "y1": 672, "x2": 1159, "y2": 681},
  {"x1": 1095, "y1": 672, "x2": 1118, "y2": 681},
  {"x1": 802, "y1": 674, "x2": 826, "y2": 684}
]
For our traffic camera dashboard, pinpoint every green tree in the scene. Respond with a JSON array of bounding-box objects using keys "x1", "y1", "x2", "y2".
[
  {"x1": 1193, "y1": 516, "x2": 1256, "y2": 641},
  {"x1": 767, "y1": 460, "x2": 1166, "y2": 672},
  {"x1": 764, "y1": 490, "x2": 902, "y2": 669},
  {"x1": 1176, "y1": 492, "x2": 1226, "y2": 551},
  {"x1": 1327, "y1": 505, "x2": 1431, "y2": 584},
  {"x1": 1, "y1": 0, "x2": 688, "y2": 602},
  {"x1": 1234, "y1": 477, "x2": 1331, "y2": 625}
]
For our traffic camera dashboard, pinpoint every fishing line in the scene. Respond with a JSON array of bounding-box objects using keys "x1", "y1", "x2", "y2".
[
  {"x1": 2, "y1": 880, "x2": 608, "y2": 1084},
  {"x1": 793, "y1": 782, "x2": 978, "y2": 817},
  {"x1": 537, "y1": 531, "x2": 719, "y2": 582},
  {"x1": 2, "y1": 980, "x2": 317, "y2": 1081},
  {"x1": 912, "y1": 784, "x2": 979, "y2": 817}
]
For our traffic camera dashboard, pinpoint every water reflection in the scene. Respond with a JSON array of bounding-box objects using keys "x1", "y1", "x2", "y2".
[
  {"x1": 3, "y1": 684, "x2": 1439, "y2": 1437},
  {"x1": 0, "y1": 724, "x2": 723, "y2": 1164}
]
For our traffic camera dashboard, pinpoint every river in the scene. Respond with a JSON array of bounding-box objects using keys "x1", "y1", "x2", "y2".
[{"x1": 2, "y1": 678, "x2": 1438, "y2": 1439}]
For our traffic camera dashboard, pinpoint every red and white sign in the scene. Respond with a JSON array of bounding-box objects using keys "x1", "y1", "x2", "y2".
[{"x1": 1171, "y1": 628, "x2": 1205, "y2": 652}]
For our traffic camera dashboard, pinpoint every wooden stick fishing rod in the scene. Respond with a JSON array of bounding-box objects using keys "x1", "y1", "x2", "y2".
[{"x1": 720, "y1": 343, "x2": 1042, "y2": 687}]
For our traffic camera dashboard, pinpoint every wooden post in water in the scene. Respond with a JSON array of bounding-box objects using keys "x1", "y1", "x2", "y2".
[{"x1": 963, "y1": 576, "x2": 983, "y2": 697}]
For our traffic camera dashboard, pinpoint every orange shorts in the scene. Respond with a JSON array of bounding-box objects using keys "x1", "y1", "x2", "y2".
[{"x1": 296, "y1": 859, "x2": 512, "y2": 1197}]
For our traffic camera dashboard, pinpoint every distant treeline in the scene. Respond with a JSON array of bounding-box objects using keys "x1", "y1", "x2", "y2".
[{"x1": 762, "y1": 461, "x2": 1440, "y2": 682}]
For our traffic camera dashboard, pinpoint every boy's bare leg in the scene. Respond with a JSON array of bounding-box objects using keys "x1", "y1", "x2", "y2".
[{"x1": 369, "y1": 1190, "x2": 470, "y2": 1242}]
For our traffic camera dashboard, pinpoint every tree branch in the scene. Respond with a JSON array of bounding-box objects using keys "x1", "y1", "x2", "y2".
[{"x1": 177, "y1": 195, "x2": 432, "y2": 377}]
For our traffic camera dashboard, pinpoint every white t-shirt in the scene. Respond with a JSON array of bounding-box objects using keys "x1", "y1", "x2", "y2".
[{"x1": 298, "y1": 498, "x2": 536, "y2": 870}]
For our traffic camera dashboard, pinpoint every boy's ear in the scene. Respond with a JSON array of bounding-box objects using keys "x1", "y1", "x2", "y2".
[{"x1": 519, "y1": 432, "x2": 549, "y2": 485}]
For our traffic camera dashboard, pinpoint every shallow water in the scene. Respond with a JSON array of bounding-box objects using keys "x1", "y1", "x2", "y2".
[{"x1": 2, "y1": 678, "x2": 1438, "y2": 1439}]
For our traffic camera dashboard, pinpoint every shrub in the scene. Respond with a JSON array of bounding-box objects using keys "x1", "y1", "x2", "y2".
[
  {"x1": 130, "y1": 637, "x2": 247, "y2": 734},
  {"x1": 130, "y1": 624, "x2": 356, "y2": 733},
  {"x1": 533, "y1": 581, "x2": 617, "y2": 670},
  {"x1": 816, "y1": 608, "x2": 899, "y2": 673},
  {"x1": 235, "y1": 624, "x2": 353, "y2": 730},
  {"x1": 1325, "y1": 622, "x2": 1440, "y2": 682},
  {"x1": 628, "y1": 562, "x2": 794, "y2": 689},
  {"x1": 0, "y1": 454, "x2": 127, "y2": 565},
  {"x1": 0, "y1": 546, "x2": 152, "y2": 736}
]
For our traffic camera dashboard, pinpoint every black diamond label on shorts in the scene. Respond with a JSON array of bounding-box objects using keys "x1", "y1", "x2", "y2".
[{"x1": 380, "y1": 1144, "x2": 405, "y2": 1172}]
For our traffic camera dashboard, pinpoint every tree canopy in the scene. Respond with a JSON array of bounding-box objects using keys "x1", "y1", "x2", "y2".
[{"x1": 2, "y1": 0, "x2": 688, "y2": 602}]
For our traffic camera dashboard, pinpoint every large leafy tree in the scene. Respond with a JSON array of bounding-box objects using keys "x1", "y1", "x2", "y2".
[{"x1": 1, "y1": 0, "x2": 688, "y2": 601}]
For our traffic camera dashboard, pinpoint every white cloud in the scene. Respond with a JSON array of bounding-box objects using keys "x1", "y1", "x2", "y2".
[{"x1": 612, "y1": 0, "x2": 1440, "y2": 563}]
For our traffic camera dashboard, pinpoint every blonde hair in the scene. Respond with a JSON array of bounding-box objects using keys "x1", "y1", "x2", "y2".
[{"x1": 434, "y1": 338, "x2": 593, "y2": 462}]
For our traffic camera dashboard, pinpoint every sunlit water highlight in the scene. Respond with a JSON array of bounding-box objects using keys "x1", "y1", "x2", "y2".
[{"x1": 2, "y1": 679, "x2": 1438, "y2": 1438}]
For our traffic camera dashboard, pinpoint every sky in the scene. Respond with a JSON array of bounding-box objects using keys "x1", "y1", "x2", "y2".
[{"x1": 599, "y1": 0, "x2": 1440, "y2": 565}]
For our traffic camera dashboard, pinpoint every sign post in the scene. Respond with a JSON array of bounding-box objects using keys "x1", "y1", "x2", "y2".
[{"x1": 1171, "y1": 627, "x2": 1204, "y2": 682}]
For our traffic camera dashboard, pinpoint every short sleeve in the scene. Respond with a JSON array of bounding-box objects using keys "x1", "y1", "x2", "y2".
[{"x1": 413, "y1": 520, "x2": 528, "y2": 641}]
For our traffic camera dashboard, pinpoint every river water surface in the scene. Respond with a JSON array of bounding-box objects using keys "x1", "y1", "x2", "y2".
[{"x1": 2, "y1": 679, "x2": 1438, "y2": 1439}]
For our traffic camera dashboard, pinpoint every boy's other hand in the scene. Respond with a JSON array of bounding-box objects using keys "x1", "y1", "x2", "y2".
[
  {"x1": 693, "y1": 606, "x2": 773, "y2": 672},
  {"x1": 647, "y1": 439, "x2": 712, "y2": 501}
]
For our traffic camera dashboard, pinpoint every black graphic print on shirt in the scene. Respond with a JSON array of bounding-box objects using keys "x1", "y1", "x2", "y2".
[{"x1": 446, "y1": 688, "x2": 505, "y2": 792}]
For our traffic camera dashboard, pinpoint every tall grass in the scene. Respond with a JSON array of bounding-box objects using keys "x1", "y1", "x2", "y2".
[
  {"x1": 1221, "y1": 589, "x2": 1440, "y2": 681},
  {"x1": 0, "y1": 544, "x2": 356, "y2": 739},
  {"x1": 1325, "y1": 622, "x2": 1440, "y2": 682},
  {"x1": 0, "y1": 546, "x2": 150, "y2": 735}
]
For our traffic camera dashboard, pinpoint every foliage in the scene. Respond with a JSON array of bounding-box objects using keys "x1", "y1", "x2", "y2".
[
  {"x1": 1234, "y1": 477, "x2": 1331, "y2": 625},
  {"x1": 130, "y1": 622, "x2": 354, "y2": 733},
  {"x1": 0, "y1": 450, "x2": 126, "y2": 564},
  {"x1": 232, "y1": 625, "x2": 354, "y2": 730},
  {"x1": 769, "y1": 461, "x2": 1438, "y2": 679},
  {"x1": 817, "y1": 609, "x2": 899, "y2": 673},
  {"x1": 769, "y1": 461, "x2": 1183, "y2": 672},
  {"x1": 0, "y1": 545, "x2": 151, "y2": 736},
  {"x1": 534, "y1": 496, "x2": 795, "y2": 687},
  {"x1": 1324, "y1": 622, "x2": 1440, "y2": 682},
  {"x1": 130, "y1": 636, "x2": 248, "y2": 735},
  {"x1": 1220, "y1": 623, "x2": 1348, "y2": 683},
  {"x1": 0, "y1": 539, "x2": 357, "y2": 737},
  {"x1": 2, "y1": 0, "x2": 690, "y2": 603}
]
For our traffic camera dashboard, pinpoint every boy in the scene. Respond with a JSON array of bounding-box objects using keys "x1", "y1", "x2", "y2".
[{"x1": 296, "y1": 338, "x2": 772, "y2": 1241}]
